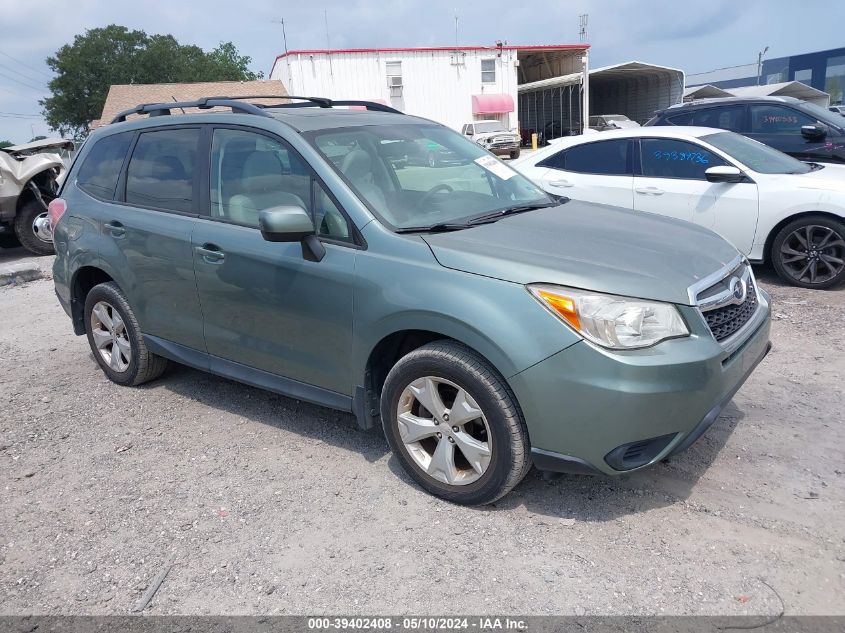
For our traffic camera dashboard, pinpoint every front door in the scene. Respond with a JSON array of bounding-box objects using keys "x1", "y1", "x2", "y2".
[
  {"x1": 746, "y1": 104, "x2": 833, "y2": 162},
  {"x1": 192, "y1": 127, "x2": 357, "y2": 395},
  {"x1": 634, "y1": 137, "x2": 759, "y2": 253}
]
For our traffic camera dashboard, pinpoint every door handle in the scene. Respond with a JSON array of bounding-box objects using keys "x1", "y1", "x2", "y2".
[
  {"x1": 548, "y1": 179, "x2": 573, "y2": 188},
  {"x1": 104, "y1": 221, "x2": 125, "y2": 237},
  {"x1": 635, "y1": 187, "x2": 664, "y2": 196},
  {"x1": 195, "y1": 244, "x2": 225, "y2": 264}
]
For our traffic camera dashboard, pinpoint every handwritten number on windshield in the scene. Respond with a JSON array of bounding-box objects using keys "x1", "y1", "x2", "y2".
[{"x1": 653, "y1": 150, "x2": 710, "y2": 165}]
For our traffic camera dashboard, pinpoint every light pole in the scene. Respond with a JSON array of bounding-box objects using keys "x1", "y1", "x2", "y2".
[{"x1": 757, "y1": 46, "x2": 769, "y2": 86}]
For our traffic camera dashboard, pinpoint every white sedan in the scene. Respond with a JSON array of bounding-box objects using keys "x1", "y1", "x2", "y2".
[{"x1": 513, "y1": 127, "x2": 845, "y2": 288}]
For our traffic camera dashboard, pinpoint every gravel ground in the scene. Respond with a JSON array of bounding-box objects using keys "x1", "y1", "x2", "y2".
[{"x1": 1, "y1": 247, "x2": 843, "y2": 616}]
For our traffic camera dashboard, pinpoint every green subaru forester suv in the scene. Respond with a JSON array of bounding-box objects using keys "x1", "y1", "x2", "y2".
[{"x1": 51, "y1": 97, "x2": 771, "y2": 505}]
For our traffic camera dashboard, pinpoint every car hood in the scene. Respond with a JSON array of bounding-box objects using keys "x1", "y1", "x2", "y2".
[
  {"x1": 474, "y1": 131, "x2": 520, "y2": 141},
  {"x1": 421, "y1": 201, "x2": 740, "y2": 305},
  {"x1": 782, "y1": 163, "x2": 845, "y2": 191}
]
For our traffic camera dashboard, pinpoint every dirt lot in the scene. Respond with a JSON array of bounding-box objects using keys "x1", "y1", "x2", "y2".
[{"x1": 1, "y1": 247, "x2": 843, "y2": 616}]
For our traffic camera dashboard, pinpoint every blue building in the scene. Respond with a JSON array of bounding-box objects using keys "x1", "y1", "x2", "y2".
[{"x1": 687, "y1": 47, "x2": 845, "y2": 105}]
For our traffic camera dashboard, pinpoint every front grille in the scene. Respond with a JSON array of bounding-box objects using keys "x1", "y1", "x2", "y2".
[{"x1": 700, "y1": 276, "x2": 758, "y2": 342}]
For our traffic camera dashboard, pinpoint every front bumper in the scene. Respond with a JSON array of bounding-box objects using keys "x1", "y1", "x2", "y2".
[
  {"x1": 510, "y1": 292, "x2": 772, "y2": 475},
  {"x1": 488, "y1": 143, "x2": 520, "y2": 155}
]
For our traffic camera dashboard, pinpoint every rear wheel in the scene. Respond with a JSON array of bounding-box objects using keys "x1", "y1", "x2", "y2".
[
  {"x1": 771, "y1": 215, "x2": 845, "y2": 288},
  {"x1": 14, "y1": 199, "x2": 54, "y2": 256},
  {"x1": 84, "y1": 282, "x2": 168, "y2": 386},
  {"x1": 380, "y1": 341, "x2": 531, "y2": 505}
]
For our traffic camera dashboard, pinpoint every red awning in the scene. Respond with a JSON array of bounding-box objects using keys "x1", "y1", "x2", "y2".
[
  {"x1": 472, "y1": 93, "x2": 514, "y2": 115},
  {"x1": 349, "y1": 99, "x2": 388, "y2": 111}
]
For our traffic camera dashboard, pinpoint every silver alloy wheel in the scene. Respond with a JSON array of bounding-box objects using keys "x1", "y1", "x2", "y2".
[
  {"x1": 90, "y1": 301, "x2": 131, "y2": 372},
  {"x1": 31, "y1": 211, "x2": 53, "y2": 243},
  {"x1": 396, "y1": 376, "x2": 492, "y2": 485}
]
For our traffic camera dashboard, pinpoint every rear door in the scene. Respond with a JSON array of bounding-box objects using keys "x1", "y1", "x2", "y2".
[
  {"x1": 534, "y1": 138, "x2": 633, "y2": 208},
  {"x1": 634, "y1": 137, "x2": 758, "y2": 253},
  {"x1": 746, "y1": 103, "x2": 832, "y2": 161},
  {"x1": 97, "y1": 126, "x2": 206, "y2": 351},
  {"x1": 192, "y1": 126, "x2": 357, "y2": 395}
]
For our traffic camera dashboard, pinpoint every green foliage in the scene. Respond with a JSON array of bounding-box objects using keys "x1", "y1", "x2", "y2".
[
  {"x1": 0, "y1": 140, "x2": 12, "y2": 149},
  {"x1": 29, "y1": 135, "x2": 48, "y2": 142},
  {"x1": 42, "y1": 25, "x2": 262, "y2": 138}
]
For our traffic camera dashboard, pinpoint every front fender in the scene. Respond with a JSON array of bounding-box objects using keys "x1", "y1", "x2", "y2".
[{"x1": 351, "y1": 226, "x2": 581, "y2": 390}]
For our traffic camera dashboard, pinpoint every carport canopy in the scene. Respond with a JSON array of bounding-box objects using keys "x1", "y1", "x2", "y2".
[
  {"x1": 518, "y1": 60, "x2": 685, "y2": 124},
  {"x1": 684, "y1": 84, "x2": 732, "y2": 101},
  {"x1": 727, "y1": 81, "x2": 831, "y2": 108}
]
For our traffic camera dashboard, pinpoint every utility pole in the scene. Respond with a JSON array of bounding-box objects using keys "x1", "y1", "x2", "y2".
[
  {"x1": 454, "y1": 8, "x2": 459, "y2": 47},
  {"x1": 757, "y1": 46, "x2": 769, "y2": 85},
  {"x1": 324, "y1": 9, "x2": 330, "y2": 49},
  {"x1": 271, "y1": 18, "x2": 289, "y2": 54}
]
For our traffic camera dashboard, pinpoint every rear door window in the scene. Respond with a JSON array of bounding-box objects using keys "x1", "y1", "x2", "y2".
[
  {"x1": 693, "y1": 106, "x2": 745, "y2": 132},
  {"x1": 543, "y1": 139, "x2": 629, "y2": 175},
  {"x1": 125, "y1": 128, "x2": 200, "y2": 213},
  {"x1": 76, "y1": 132, "x2": 133, "y2": 200},
  {"x1": 640, "y1": 138, "x2": 727, "y2": 180},
  {"x1": 749, "y1": 105, "x2": 814, "y2": 134}
]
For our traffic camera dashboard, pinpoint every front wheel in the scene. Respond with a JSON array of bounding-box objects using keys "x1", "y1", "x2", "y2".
[
  {"x1": 771, "y1": 216, "x2": 845, "y2": 288},
  {"x1": 509, "y1": 149, "x2": 521, "y2": 160},
  {"x1": 380, "y1": 341, "x2": 531, "y2": 505},
  {"x1": 14, "y1": 199, "x2": 54, "y2": 256}
]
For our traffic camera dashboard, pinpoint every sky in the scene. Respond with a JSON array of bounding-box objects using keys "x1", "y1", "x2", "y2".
[{"x1": 0, "y1": 0, "x2": 842, "y2": 143}]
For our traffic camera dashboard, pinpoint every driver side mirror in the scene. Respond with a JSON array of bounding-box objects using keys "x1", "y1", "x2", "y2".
[
  {"x1": 801, "y1": 124, "x2": 827, "y2": 140},
  {"x1": 258, "y1": 205, "x2": 325, "y2": 262},
  {"x1": 705, "y1": 166, "x2": 745, "y2": 183}
]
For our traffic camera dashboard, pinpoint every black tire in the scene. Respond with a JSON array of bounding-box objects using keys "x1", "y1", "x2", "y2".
[
  {"x1": 13, "y1": 199, "x2": 54, "y2": 256},
  {"x1": 380, "y1": 341, "x2": 531, "y2": 505},
  {"x1": 84, "y1": 282, "x2": 168, "y2": 386},
  {"x1": 509, "y1": 150, "x2": 521, "y2": 160},
  {"x1": 771, "y1": 215, "x2": 845, "y2": 289}
]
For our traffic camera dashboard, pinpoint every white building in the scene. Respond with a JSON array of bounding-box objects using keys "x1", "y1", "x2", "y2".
[{"x1": 269, "y1": 45, "x2": 588, "y2": 132}]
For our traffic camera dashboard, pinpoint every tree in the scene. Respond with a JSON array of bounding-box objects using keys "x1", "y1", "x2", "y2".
[
  {"x1": 0, "y1": 140, "x2": 12, "y2": 149},
  {"x1": 29, "y1": 135, "x2": 47, "y2": 142},
  {"x1": 42, "y1": 25, "x2": 262, "y2": 138}
]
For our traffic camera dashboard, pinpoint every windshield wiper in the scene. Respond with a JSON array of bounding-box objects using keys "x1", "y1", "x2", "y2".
[
  {"x1": 468, "y1": 202, "x2": 560, "y2": 225},
  {"x1": 394, "y1": 222, "x2": 474, "y2": 234}
]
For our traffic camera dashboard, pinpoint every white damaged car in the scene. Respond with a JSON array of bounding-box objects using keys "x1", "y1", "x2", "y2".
[
  {"x1": 0, "y1": 138, "x2": 73, "y2": 255},
  {"x1": 461, "y1": 120, "x2": 521, "y2": 160},
  {"x1": 514, "y1": 127, "x2": 845, "y2": 288}
]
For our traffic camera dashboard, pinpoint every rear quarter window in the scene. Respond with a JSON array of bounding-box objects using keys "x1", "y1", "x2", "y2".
[{"x1": 75, "y1": 132, "x2": 133, "y2": 200}]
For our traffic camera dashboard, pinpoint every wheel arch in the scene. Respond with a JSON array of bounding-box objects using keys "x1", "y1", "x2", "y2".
[
  {"x1": 763, "y1": 210, "x2": 845, "y2": 263},
  {"x1": 69, "y1": 265, "x2": 115, "y2": 335},
  {"x1": 354, "y1": 324, "x2": 518, "y2": 431}
]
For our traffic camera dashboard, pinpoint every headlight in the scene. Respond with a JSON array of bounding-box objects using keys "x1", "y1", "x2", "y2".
[{"x1": 528, "y1": 284, "x2": 689, "y2": 350}]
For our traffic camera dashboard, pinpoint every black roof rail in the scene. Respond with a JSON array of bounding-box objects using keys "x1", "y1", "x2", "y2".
[
  {"x1": 110, "y1": 95, "x2": 402, "y2": 124},
  {"x1": 110, "y1": 96, "x2": 272, "y2": 123}
]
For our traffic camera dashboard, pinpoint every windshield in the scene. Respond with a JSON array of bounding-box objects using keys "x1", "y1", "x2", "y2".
[
  {"x1": 702, "y1": 131, "x2": 812, "y2": 174},
  {"x1": 306, "y1": 123, "x2": 551, "y2": 230},
  {"x1": 473, "y1": 121, "x2": 507, "y2": 133},
  {"x1": 797, "y1": 101, "x2": 845, "y2": 129}
]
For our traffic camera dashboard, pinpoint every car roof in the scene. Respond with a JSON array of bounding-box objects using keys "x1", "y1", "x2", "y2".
[
  {"x1": 264, "y1": 108, "x2": 428, "y2": 132},
  {"x1": 541, "y1": 126, "x2": 726, "y2": 148},
  {"x1": 665, "y1": 95, "x2": 801, "y2": 111}
]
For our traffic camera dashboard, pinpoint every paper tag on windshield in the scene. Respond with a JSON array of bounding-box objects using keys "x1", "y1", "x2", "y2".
[{"x1": 474, "y1": 155, "x2": 517, "y2": 180}]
